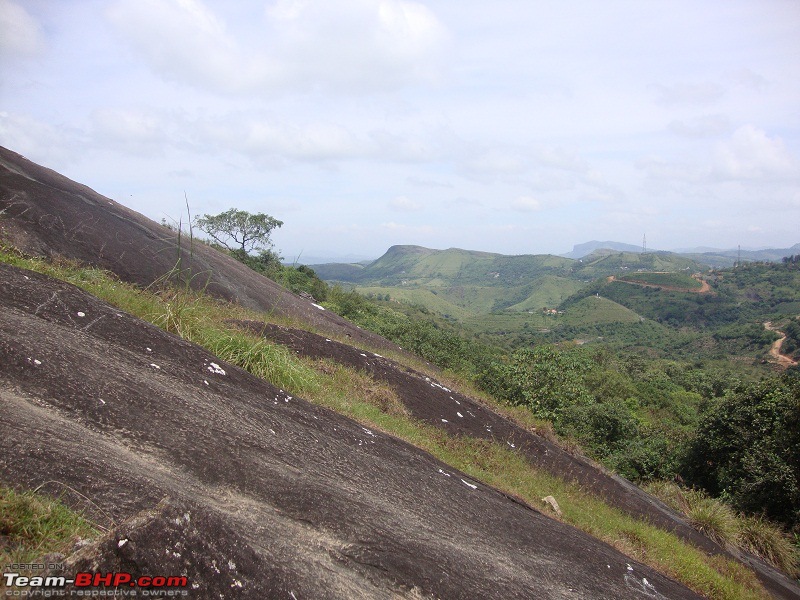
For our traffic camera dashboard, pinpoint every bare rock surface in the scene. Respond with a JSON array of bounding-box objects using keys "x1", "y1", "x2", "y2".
[
  {"x1": 0, "y1": 264, "x2": 702, "y2": 598},
  {"x1": 235, "y1": 322, "x2": 800, "y2": 599}
]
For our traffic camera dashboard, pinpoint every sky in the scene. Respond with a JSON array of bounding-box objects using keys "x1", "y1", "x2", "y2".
[{"x1": 1, "y1": 0, "x2": 799, "y2": 262}]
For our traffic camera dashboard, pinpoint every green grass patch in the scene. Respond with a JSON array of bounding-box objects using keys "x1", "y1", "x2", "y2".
[
  {"x1": 562, "y1": 295, "x2": 643, "y2": 326},
  {"x1": 618, "y1": 272, "x2": 703, "y2": 290},
  {"x1": 644, "y1": 481, "x2": 799, "y2": 577},
  {"x1": 0, "y1": 487, "x2": 98, "y2": 567}
]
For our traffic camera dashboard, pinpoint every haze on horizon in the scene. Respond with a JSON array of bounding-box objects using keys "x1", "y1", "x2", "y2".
[{"x1": 1, "y1": 0, "x2": 799, "y2": 261}]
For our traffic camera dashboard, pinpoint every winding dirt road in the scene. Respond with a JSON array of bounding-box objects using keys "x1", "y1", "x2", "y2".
[
  {"x1": 764, "y1": 321, "x2": 799, "y2": 368},
  {"x1": 607, "y1": 273, "x2": 712, "y2": 294}
]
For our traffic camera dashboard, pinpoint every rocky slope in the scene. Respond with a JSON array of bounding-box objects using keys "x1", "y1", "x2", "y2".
[{"x1": 0, "y1": 264, "x2": 700, "y2": 598}]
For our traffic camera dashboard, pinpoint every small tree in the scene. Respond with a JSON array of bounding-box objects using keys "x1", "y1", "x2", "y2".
[{"x1": 195, "y1": 208, "x2": 283, "y2": 255}]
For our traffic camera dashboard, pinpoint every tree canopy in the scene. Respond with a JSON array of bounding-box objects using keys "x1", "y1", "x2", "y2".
[{"x1": 195, "y1": 208, "x2": 283, "y2": 254}]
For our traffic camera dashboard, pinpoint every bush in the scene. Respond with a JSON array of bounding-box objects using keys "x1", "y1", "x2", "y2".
[
  {"x1": 560, "y1": 400, "x2": 639, "y2": 458},
  {"x1": 478, "y1": 346, "x2": 594, "y2": 422},
  {"x1": 681, "y1": 373, "x2": 800, "y2": 529}
]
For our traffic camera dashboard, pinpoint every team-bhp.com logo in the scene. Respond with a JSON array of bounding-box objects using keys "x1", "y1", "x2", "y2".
[{"x1": 3, "y1": 563, "x2": 189, "y2": 597}]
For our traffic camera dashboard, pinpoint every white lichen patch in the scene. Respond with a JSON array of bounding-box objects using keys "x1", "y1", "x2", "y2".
[
  {"x1": 457, "y1": 412, "x2": 463, "y2": 418},
  {"x1": 77, "y1": 311, "x2": 86, "y2": 317},
  {"x1": 149, "y1": 363, "x2": 161, "y2": 369},
  {"x1": 207, "y1": 362, "x2": 226, "y2": 375}
]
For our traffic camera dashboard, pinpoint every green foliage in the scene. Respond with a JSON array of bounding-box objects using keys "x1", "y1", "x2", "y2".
[
  {"x1": 782, "y1": 317, "x2": 800, "y2": 359},
  {"x1": 229, "y1": 249, "x2": 329, "y2": 301},
  {"x1": 681, "y1": 373, "x2": 800, "y2": 529},
  {"x1": 479, "y1": 346, "x2": 594, "y2": 422},
  {"x1": 560, "y1": 400, "x2": 639, "y2": 458},
  {"x1": 324, "y1": 285, "x2": 497, "y2": 375},
  {"x1": 618, "y1": 271, "x2": 703, "y2": 289},
  {"x1": 195, "y1": 208, "x2": 283, "y2": 254}
]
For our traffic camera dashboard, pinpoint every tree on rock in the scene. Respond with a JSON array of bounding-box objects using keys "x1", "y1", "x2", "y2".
[{"x1": 195, "y1": 209, "x2": 283, "y2": 255}]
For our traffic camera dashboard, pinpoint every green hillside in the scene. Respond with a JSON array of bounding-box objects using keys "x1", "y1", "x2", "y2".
[
  {"x1": 562, "y1": 295, "x2": 643, "y2": 327},
  {"x1": 616, "y1": 272, "x2": 703, "y2": 290},
  {"x1": 571, "y1": 250, "x2": 703, "y2": 279},
  {"x1": 314, "y1": 246, "x2": 800, "y2": 364},
  {"x1": 507, "y1": 275, "x2": 584, "y2": 311}
]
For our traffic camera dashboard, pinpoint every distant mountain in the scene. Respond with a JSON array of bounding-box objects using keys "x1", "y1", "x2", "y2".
[
  {"x1": 312, "y1": 245, "x2": 707, "y2": 321},
  {"x1": 561, "y1": 240, "x2": 800, "y2": 267},
  {"x1": 313, "y1": 245, "x2": 574, "y2": 286},
  {"x1": 288, "y1": 253, "x2": 374, "y2": 266},
  {"x1": 562, "y1": 240, "x2": 646, "y2": 259},
  {"x1": 676, "y1": 244, "x2": 800, "y2": 268}
]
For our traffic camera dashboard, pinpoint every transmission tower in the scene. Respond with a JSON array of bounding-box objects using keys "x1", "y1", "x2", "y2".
[{"x1": 642, "y1": 234, "x2": 647, "y2": 254}]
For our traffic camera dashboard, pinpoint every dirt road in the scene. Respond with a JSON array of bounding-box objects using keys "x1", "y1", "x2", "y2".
[
  {"x1": 764, "y1": 321, "x2": 799, "y2": 368},
  {"x1": 608, "y1": 273, "x2": 712, "y2": 294}
]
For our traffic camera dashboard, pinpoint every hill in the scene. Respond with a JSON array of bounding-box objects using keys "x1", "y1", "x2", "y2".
[
  {"x1": 676, "y1": 244, "x2": 800, "y2": 268},
  {"x1": 562, "y1": 240, "x2": 647, "y2": 259},
  {"x1": 313, "y1": 246, "x2": 711, "y2": 344}
]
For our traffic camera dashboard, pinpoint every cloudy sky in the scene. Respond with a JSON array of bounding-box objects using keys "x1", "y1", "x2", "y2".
[{"x1": 2, "y1": 0, "x2": 799, "y2": 261}]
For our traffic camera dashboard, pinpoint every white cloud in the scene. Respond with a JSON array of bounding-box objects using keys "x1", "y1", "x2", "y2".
[
  {"x1": 510, "y1": 196, "x2": 542, "y2": 212},
  {"x1": 668, "y1": 115, "x2": 731, "y2": 139},
  {"x1": 0, "y1": 112, "x2": 74, "y2": 166},
  {"x1": 461, "y1": 149, "x2": 528, "y2": 183},
  {"x1": 388, "y1": 195, "x2": 423, "y2": 212},
  {"x1": 533, "y1": 147, "x2": 588, "y2": 172},
  {"x1": 0, "y1": 0, "x2": 45, "y2": 57},
  {"x1": 106, "y1": 0, "x2": 265, "y2": 93},
  {"x1": 712, "y1": 125, "x2": 799, "y2": 181},
  {"x1": 106, "y1": 0, "x2": 448, "y2": 94},
  {"x1": 190, "y1": 115, "x2": 368, "y2": 163},
  {"x1": 266, "y1": 0, "x2": 449, "y2": 90},
  {"x1": 651, "y1": 82, "x2": 725, "y2": 106},
  {"x1": 91, "y1": 108, "x2": 167, "y2": 154}
]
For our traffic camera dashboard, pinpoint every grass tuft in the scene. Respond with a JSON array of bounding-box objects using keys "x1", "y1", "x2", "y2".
[
  {"x1": 644, "y1": 480, "x2": 799, "y2": 577},
  {"x1": 0, "y1": 487, "x2": 97, "y2": 567}
]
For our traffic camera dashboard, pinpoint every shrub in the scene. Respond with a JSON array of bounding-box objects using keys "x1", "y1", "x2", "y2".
[{"x1": 681, "y1": 373, "x2": 800, "y2": 529}]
